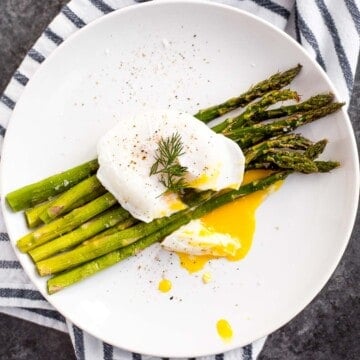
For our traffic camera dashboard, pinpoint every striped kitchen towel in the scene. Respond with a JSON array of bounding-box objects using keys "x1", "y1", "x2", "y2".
[{"x1": 0, "y1": 1, "x2": 359, "y2": 359}]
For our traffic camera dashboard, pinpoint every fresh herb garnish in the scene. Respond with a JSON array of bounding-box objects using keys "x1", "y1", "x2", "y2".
[{"x1": 150, "y1": 132, "x2": 188, "y2": 193}]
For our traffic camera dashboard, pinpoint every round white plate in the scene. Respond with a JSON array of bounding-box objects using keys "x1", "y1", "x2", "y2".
[{"x1": 1, "y1": 1, "x2": 359, "y2": 357}]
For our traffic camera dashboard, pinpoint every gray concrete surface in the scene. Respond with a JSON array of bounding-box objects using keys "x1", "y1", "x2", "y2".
[{"x1": 0, "y1": 1, "x2": 359, "y2": 359}]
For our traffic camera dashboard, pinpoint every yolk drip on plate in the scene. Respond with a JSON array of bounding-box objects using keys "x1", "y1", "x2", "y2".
[
  {"x1": 216, "y1": 319, "x2": 233, "y2": 342},
  {"x1": 178, "y1": 170, "x2": 282, "y2": 272},
  {"x1": 158, "y1": 278, "x2": 172, "y2": 293}
]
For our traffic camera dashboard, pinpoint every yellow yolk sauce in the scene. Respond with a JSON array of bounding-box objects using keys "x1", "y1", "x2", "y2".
[
  {"x1": 216, "y1": 319, "x2": 233, "y2": 342},
  {"x1": 178, "y1": 170, "x2": 282, "y2": 272},
  {"x1": 160, "y1": 193, "x2": 187, "y2": 217},
  {"x1": 158, "y1": 278, "x2": 172, "y2": 293},
  {"x1": 188, "y1": 173, "x2": 211, "y2": 188},
  {"x1": 187, "y1": 167, "x2": 221, "y2": 189},
  {"x1": 202, "y1": 272, "x2": 212, "y2": 284},
  {"x1": 178, "y1": 254, "x2": 213, "y2": 273}
]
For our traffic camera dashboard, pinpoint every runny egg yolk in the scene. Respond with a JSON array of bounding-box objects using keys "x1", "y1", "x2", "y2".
[
  {"x1": 158, "y1": 278, "x2": 172, "y2": 293},
  {"x1": 178, "y1": 170, "x2": 283, "y2": 272},
  {"x1": 216, "y1": 319, "x2": 233, "y2": 342}
]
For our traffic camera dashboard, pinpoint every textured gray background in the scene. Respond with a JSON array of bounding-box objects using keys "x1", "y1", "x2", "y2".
[{"x1": 0, "y1": 1, "x2": 359, "y2": 359}]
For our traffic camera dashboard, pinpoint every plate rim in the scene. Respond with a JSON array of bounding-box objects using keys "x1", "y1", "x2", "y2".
[{"x1": 1, "y1": 0, "x2": 359, "y2": 357}]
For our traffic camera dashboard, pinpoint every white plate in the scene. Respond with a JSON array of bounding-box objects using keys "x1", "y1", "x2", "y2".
[{"x1": 1, "y1": 0, "x2": 359, "y2": 357}]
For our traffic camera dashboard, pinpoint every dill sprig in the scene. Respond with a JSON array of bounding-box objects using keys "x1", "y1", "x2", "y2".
[{"x1": 150, "y1": 132, "x2": 188, "y2": 193}]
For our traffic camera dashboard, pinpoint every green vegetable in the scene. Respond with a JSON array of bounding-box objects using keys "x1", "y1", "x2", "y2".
[
  {"x1": 29, "y1": 206, "x2": 131, "y2": 262},
  {"x1": 17, "y1": 192, "x2": 117, "y2": 253},
  {"x1": 229, "y1": 102, "x2": 344, "y2": 147},
  {"x1": 39, "y1": 175, "x2": 105, "y2": 223},
  {"x1": 212, "y1": 89, "x2": 299, "y2": 133},
  {"x1": 194, "y1": 64, "x2": 302, "y2": 123},
  {"x1": 6, "y1": 159, "x2": 99, "y2": 211},
  {"x1": 46, "y1": 171, "x2": 289, "y2": 293},
  {"x1": 249, "y1": 93, "x2": 334, "y2": 123},
  {"x1": 244, "y1": 134, "x2": 313, "y2": 165}
]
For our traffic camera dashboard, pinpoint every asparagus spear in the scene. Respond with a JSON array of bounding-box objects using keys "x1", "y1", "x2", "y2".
[
  {"x1": 244, "y1": 134, "x2": 313, "y2": 165},
  {"x1": 59, "y1": 188, "x2": 210, "y2": 254},
  {"x1": 25, "y1": 197, "x2": 59, "y2": 228},
  {"x1": 47, "y1": 171, "x2": 289, "y2": 293},
  {"x1": 304, "y1": 140, "x2": 328, "y2": 159},
  {"x1": 37, "y1": 214, "x2": 184, "y2": 276},
  {"x1": 39, "y1": 175, "x2": 105, "y2": 223},
  {"x1": 247, "y1": 139, "x2": 334, "y2": 173},
  {"x1": 6, "y1": 159, "x2": 99, "y2": 211},
  {"x1": 17, "y1": 192, "x2": 117, "y2": 253},
  {"x1": 29, "y1": 206, "x2": 132, "y2": 262},
  {"x1": 314, "y1": 161, "x2": 340, "y2": 172},
  {"x1": 247, "y1": 158, "x2": 339, "y2": 173},
  {"x1": 230, "y1": 102, "x2": 344, "y2": 147},
  {"x1": 25, "y1": 183, "x2": 106, "y2": 228},
  {"x1": 80, "y1": 217, "x2": 138, "y2": 245},
  {"x1": 36, "y1": 189, "x2": 215, "y2": 275},
  {"x1": 250, "y1": 93, "x2": 334, "y2": 123},
  {"x1": 194, "y1": 65, "x2": 302, "y2": 123},
  {"x1": 212, "y1": 89, "x2": 299, "y2": 133},
  {"x1": 256, "y1": 150, "x2": 319, "y2": 173}
]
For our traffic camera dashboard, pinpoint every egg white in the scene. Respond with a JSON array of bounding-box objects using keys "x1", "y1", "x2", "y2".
[
  {"x1": 97, "y1": 110, "x2": 245, "y2": 222},
  {"x1": 161, "y1": 219, "x2": 240, "y2": 257}
]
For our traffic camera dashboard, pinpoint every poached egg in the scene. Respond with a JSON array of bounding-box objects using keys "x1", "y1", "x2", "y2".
[
  {"x1": 97, "y1": 110, "x2": 245, "y2": 223},
  {"x1": 163, "y1": 170, "x2": 282, "y2": 272}
]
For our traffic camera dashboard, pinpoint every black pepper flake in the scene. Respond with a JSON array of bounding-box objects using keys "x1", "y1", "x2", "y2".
[{"x1": 170, "y1": 296, "x2": 174, "y2": 300}]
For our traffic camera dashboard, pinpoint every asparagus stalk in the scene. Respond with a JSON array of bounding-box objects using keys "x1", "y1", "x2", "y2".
[
  {"x1": 244, "y1": 134, "x2": 313, "y2": 165},
  {"x1": 39, "y1": 175, "x2": 105, "y2": 223},
  {"x1": 37, "y1": 215, "x2": 184, "y2": 276},
  {"x1": 304, "y1": 140, "x2": 328, "y2": 159},
  {"x1": 257, "y1": 150, "x2": 319, "y2": 173},
  {"x1": 31, "y1": 134, "x2": 319, "y2": 265},
  {"x1": 29, "y1": 206, "x2": 131, "y2": 262},
  {"x1": 80, "y1": 217, "x2": 138, "y2": 245},
  {"x1": 47, "y1": 171, "x2": 289, "y2": 293},
  {"x1": 194, "y1": 65, "x2": 302, "y2": 123},
  {"x1": 25, "y1": 183, "x2": 106, "y2": 228},
  {"x1": 230, "y1": 102, "x2": 344, "y2": 147},
  {"x1": 25, "y1": 197, "x2": 59, "y2": 228},
  {"x1": 247, "y1": 158, "x2": 339, "y2": 173},
  {"x1": 6, "y1": 159, "x2": 99, "y2": 211},
  {"x1": 249, "y1": 136, "x2": 340, "y2": 173},
  {"x1": 314, "y1": 161, "x2": 340, "y2": 172},
  {"x1": 212, "y1": 89, "x2": 299, "y2": 133},
  {"x1": 17, "y1": 192, "x2": 117, "y2": 253},
  {"x1": 250, "y1": 93, "x2": 334, "y2": 123},
  {"x1": 36, "y1": 189, "x2": 215, "y2": 275},
  {"x1": 248, "y1": 138, "x2": 333, "y2": 173}
]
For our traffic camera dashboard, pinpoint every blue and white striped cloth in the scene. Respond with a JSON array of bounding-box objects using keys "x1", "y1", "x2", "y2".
[{"x1": 0, "y1": 1, "x2": 359, "y2": 359}]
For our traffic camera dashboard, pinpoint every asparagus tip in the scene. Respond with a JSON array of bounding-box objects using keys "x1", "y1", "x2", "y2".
[{"x1": 315, "y1": 160, "x2": 341, "y2": 172}]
